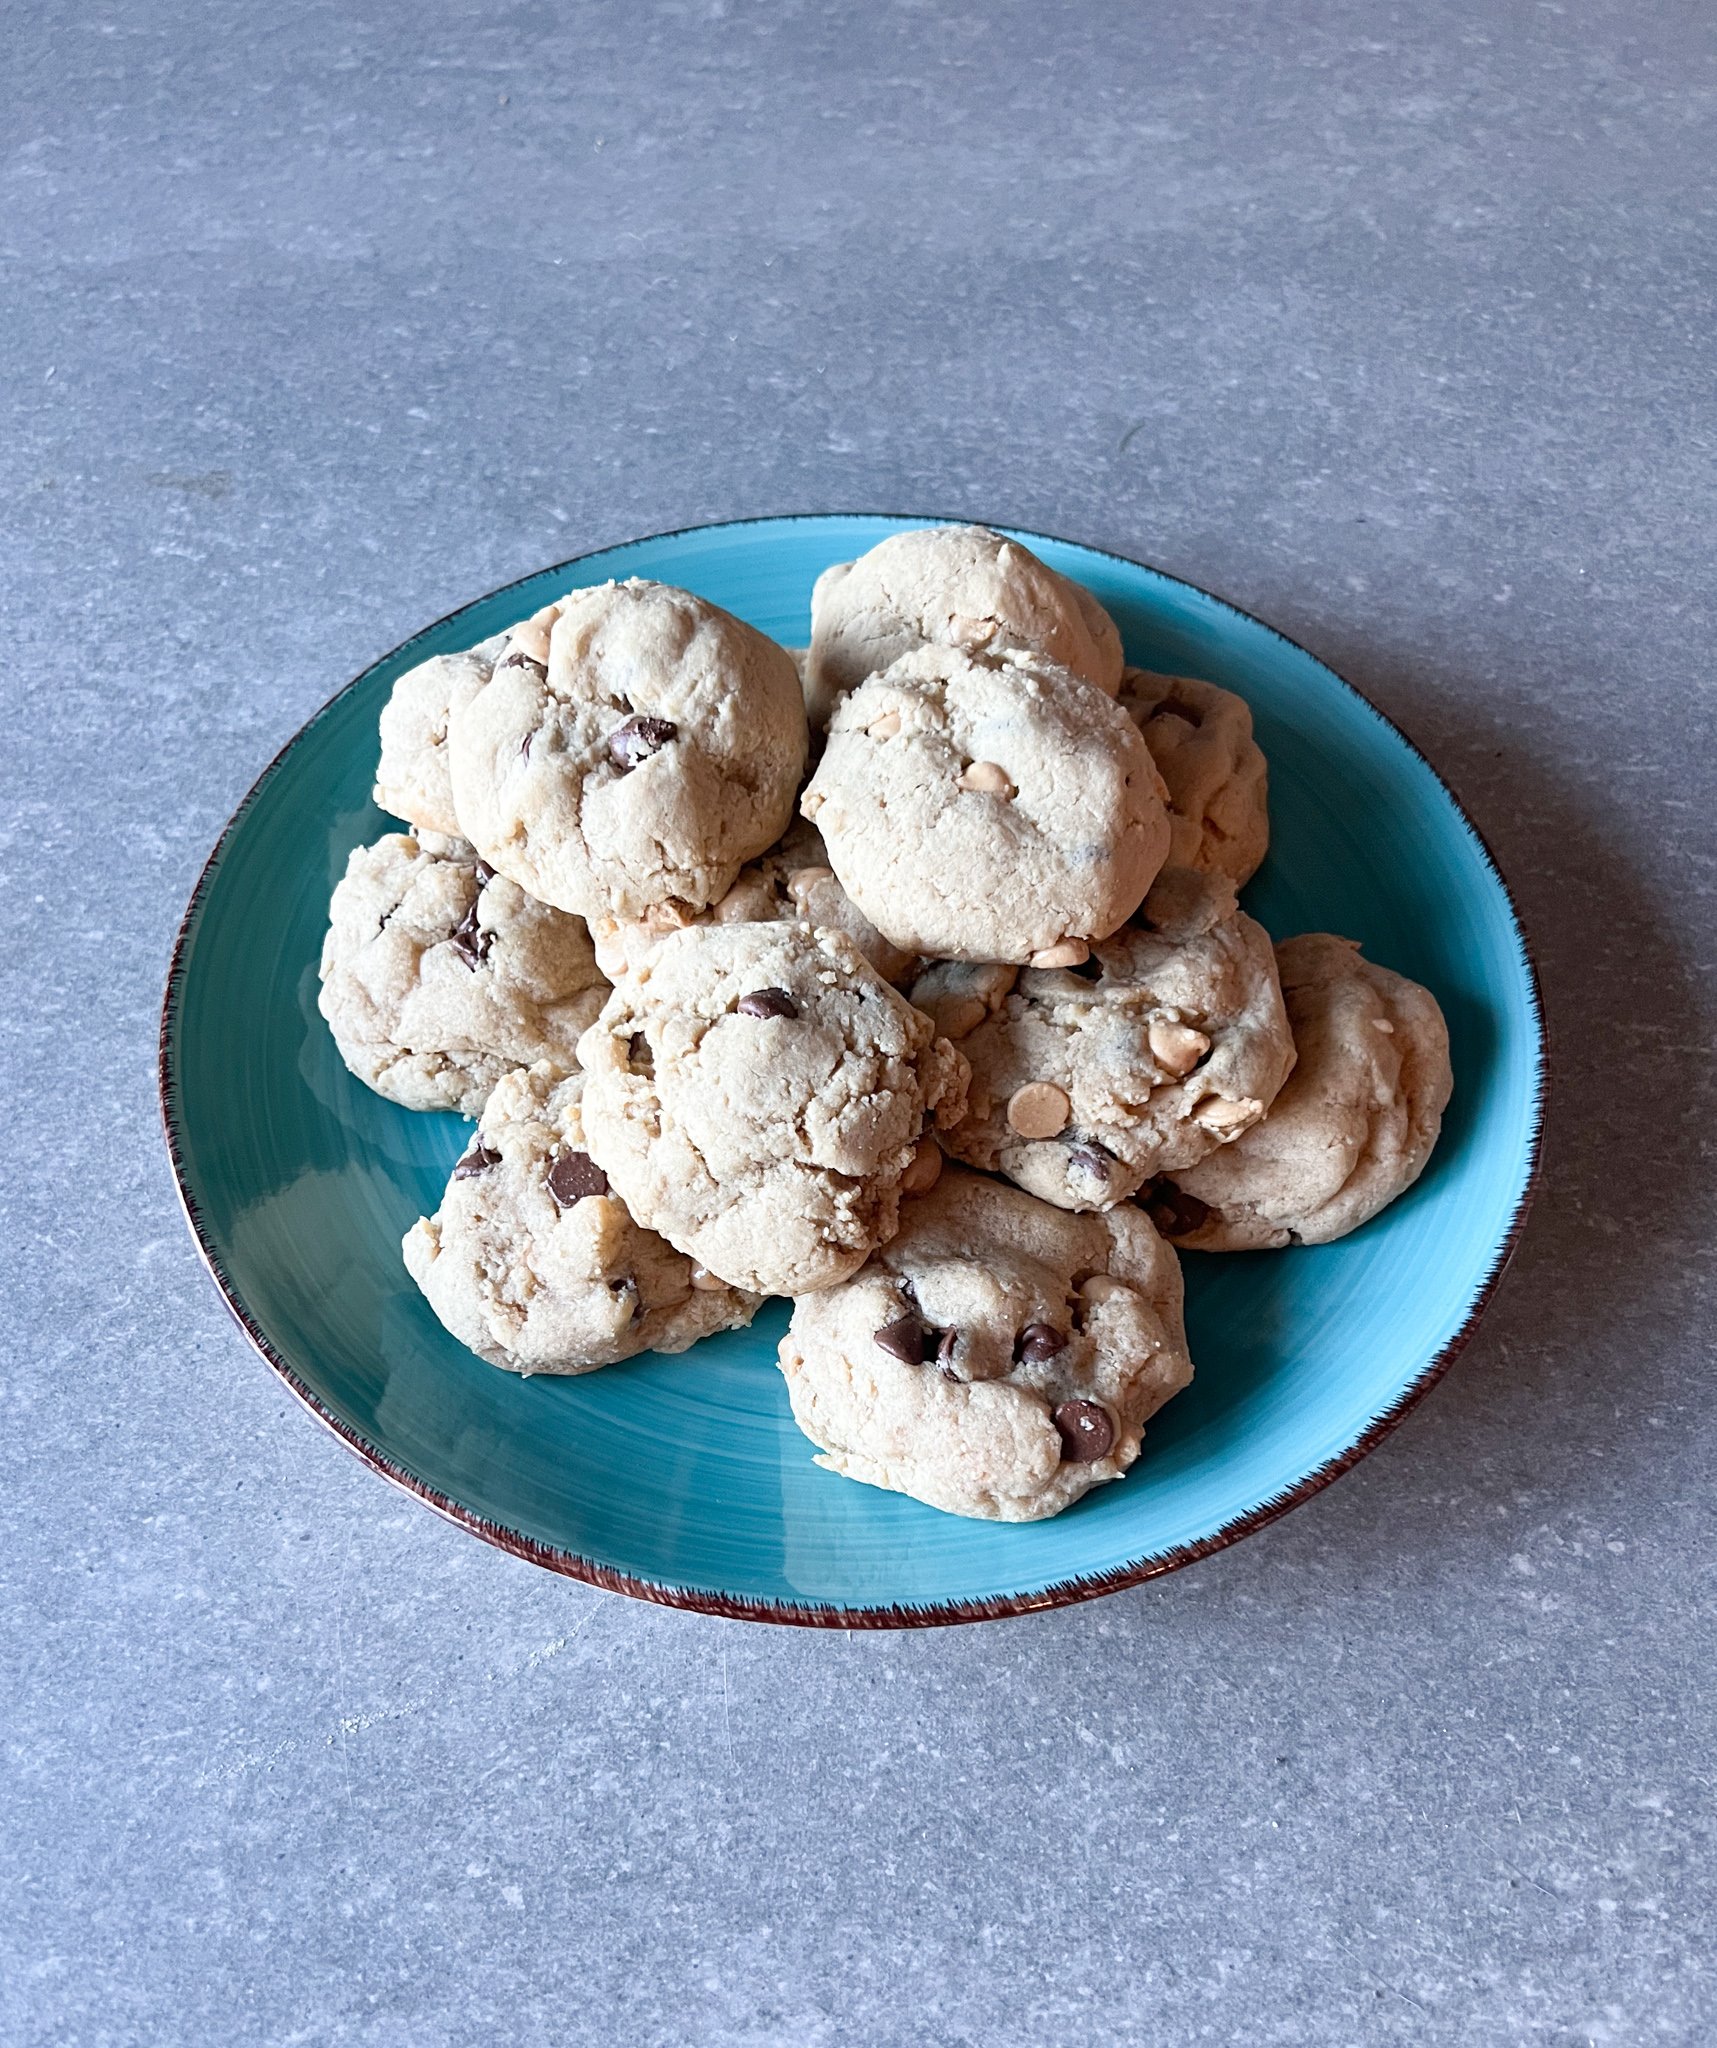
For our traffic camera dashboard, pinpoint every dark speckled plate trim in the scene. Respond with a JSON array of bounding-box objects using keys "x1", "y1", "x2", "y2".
[{"x1": 159, "y1": 513, "x2": 1548, "y2": 1629}]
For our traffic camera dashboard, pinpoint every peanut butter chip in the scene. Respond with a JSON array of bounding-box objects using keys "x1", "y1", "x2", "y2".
[
  {"x1": 1079, "y1": 1273, "x2": 1129, "y2": 1305},
  {"x1": 1007, "y1": 1082, "x2": 1072, "y2": 1139},
  {"x1": 867, "y1": 709, "x2": 902, "y2": 739},
  {"x1": 1197, "y1": 1094, "x2": 1261, "y2": 1132},
  {"x1": 786, "y1": 865, "x2": 835, "y2": 905},
  {"x1": 900, "y1": 1137, "x2": 944, "y2": 1196},
  {"x1": 1030, "y1": 938, "x2": 1090, "y2": 970},
  {"x1": 957, "y1": 760, "x2": 1015, "y2": 797},
  {"x1": 1148, "y1": 1018, "x2": 1212, "y2": 1077},
  {"x1": 938, "y1": 995, "x2": 988, "y2": 1040}
]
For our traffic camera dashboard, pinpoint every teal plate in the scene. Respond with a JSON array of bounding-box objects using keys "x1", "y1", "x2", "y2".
[{"x1": 160, "y1": 516, "x2": 1545, "y2": 1627}]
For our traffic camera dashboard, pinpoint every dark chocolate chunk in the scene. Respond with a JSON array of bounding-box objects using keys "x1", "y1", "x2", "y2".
[
  {"x1": 449, "y1": 900, "x2": 492, "y2": 968},
  {"x1": 547, "y1": 1149, "x2": 609, "y2": 1207},
  {"x1": 472, "y1": 859, "x2": 495, "y2": 888},
  {"x1": 1141, "y1": 1179, "x2": 1212, "y2": 1239},
  {"x1": 452, "y1": 1140, "x2": 501, "y2": 1180},
  {"x1": 934, "y1": 1326, "x2": 961, "y2": 1380},
  {"x1": 736, "y1": 987, "x2": 798, "y2": 1020},
  {"x1": 608, "y1": 714, "x2": 678, "y2": 772},
  {"x1": 1015, "y1": 1322, "x2": 1068, "y2": 1364},
  {"x1": 1052, "y1": 1399, "x2": 1115, "y2": 1463}
]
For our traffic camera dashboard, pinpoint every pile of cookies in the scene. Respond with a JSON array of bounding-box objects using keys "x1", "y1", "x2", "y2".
[{"x1": 320, "y1": 526, "x2": 1453, "y2": 1522}]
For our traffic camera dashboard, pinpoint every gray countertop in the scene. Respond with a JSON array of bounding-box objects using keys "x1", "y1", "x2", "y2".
[{"x1": 6, "y1": 3, "x2": 1715, "y2": 2042}]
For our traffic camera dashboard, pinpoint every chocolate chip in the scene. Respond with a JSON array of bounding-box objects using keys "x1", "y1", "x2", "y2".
[
  {"x1": 1015, "y1": 1322, "x2": 1067, "y2": 1363},
  {"x1": 627, "y1": 1030, "x2": 653, "y2": 1075},
  {"x1": 547, "y1": 1149, "x2": 609, "y2": 1207},
  {"x1": 1066, "y1": 1139, "x2": 1113, "y2": 1182},
  {"x1": 736, "y1": 987, "x2": 798, "y2": 1020},
  {"x1": 1141, "y1": 1179, "x2": 1212, "y2": 1239},
  {"x1": 874, "y1": 1313, "x2": 957, "y2": 1370},
  {"x1": 1053, "y1": 1399, "x2": 1115, "y2": 1463},
  {"x1": 874, "y1": 1315, "x2": 926, "y2": 1365},
  {"x1": 449, "y1": 900, "x2": 492, "y2": 968},
  {"x1": 608, "y1": 714, "x2": 678, "y2": 772},
  {"x1": 452, "y1": 1140, "x2": 500, "y2": 1180},
  {"x1": 499, "y1": 651, "x2": 548, "y2": 679},
  {"x1": 472, "y1": 859, "x2": 495, "y2": 888}
]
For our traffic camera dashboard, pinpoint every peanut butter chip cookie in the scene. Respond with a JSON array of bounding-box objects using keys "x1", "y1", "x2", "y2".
[
  {"x1": 1142, "y1": 933, "x2": 1453, "y2": 1249},
  {"x1": 318, "y1": 833, "x2": 609, "y2": 1117},
  {"x1": 804, "y1": 524, "x2": 1124, "y2": 732},
  {"x1": 374, "y1": 632, "x2": 508, "y2": 841},
  {"x1": 923, "y1": 866, "x2": 1295, "y2": 1210},
  {"x1": 589, "y1": 817, "x2": 919, "y2": 988},
  {"x1": 575, "y1": 923, "x2": 969, "y2": 1296},
  {"x1": 802, "y1": 645, "x2": 1170, "y2": 964},
  {"x1": 1120, "y1": 669, "x2": 1270, "y2": 886},
  {"x1": 778, "y1": 1166, "x2": 1193, "y2": 1520},
  {"x1": 403, "y1": 1063, "x2": 759, "y2": 1372},
  {"x1": 448, "y1": 579, "x2": 807, "y2": 921}
]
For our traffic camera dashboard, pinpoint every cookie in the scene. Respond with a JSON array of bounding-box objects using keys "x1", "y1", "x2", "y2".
[
  {"x1": 318, "y1": 832, "x2": 608, "y2": 1117},
  {"x1": 803, "y1": 525, "x2": 1124, "y2": 733},
  {"x1": 778, "y1": 1165, "x2": 1193, "y2": 1521},
  {"x1": 403, "y1": 1063, "x2": 759, "y2": 1372},
  {"x1": 374, "y1": 632, "x2": 507, "y2": 840},
  {"x1": 1142, "y1": 933, "x2": 1453, "y2": 1249},
  {"x1": 1119, "y1": 669, "x2": 1270, "y2": 887},
  {"x1": 801, "y1": 645, "x2": 1170, "y2": 963},
  {"x1": 576, "y1": 922, "x2": 969, "y2": 1296},
  {"x1": 923, "y1": 866, "x2": 1295, "y2": 1211},
  {"x1": 589, "y1": 817, "x2": 919, "y2": 988},
  {"x1": 448, "y1": 579, "x2": 807, "y2": 921}
]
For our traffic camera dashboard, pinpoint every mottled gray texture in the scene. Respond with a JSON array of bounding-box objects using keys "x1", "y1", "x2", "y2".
[{"x1": 4, "y1": 1, "x2": 1715, "y2": 2042}]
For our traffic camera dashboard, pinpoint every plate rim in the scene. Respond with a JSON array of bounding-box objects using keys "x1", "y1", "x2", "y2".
[{"x1": 158, "y1": 511, "x2": 1549, "y2": 1629}]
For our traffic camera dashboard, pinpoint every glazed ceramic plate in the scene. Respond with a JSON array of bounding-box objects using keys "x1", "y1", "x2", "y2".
[{"x1": 161, "y1": 516, "x2": 1544, "y2": 1626}]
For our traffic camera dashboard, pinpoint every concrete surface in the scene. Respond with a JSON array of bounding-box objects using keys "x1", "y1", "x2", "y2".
[{"x1": 4, "y1": 2, "x2": 1715, "y2": 2042}]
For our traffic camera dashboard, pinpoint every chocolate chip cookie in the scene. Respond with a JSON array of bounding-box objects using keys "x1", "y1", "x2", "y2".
[
  {"x1": 318, "y1": 832, "x2": 608, "y2": 1117},
  {"x1": 804, "y1": 524, "x2": 1124, "y2": 733},
  {"x1": 576, "y1": 922, "x2": 969, "y2": 1296},
  {"x1": 778, "y1": 1165, "x2": 1193, "y2": 1521},
  {"x1": 589, "y1": 817, "x2": 919, "y2": 988},
  {"x1": 1120, "y1": 668, "x2": 1270, "y2": 887},
  {"x1": 1141, "y1": 933, "x2": 1452, "y2": 1249},
  {"x1": 403, "y1": 1062, "x2": 760, "y2": 1372},
  {"x1": 374, "y1": 632, "x2": 507, "y2": 842},
  {"x1": 923, "y1": 866, "x2": 1295, "y2": 1210},
  {"x1": 448, "y1": 579, "x2": 807, "y2": 921},
  {"x1": 802, "y1": 645, "x2": 1170, "y2": 964}
]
